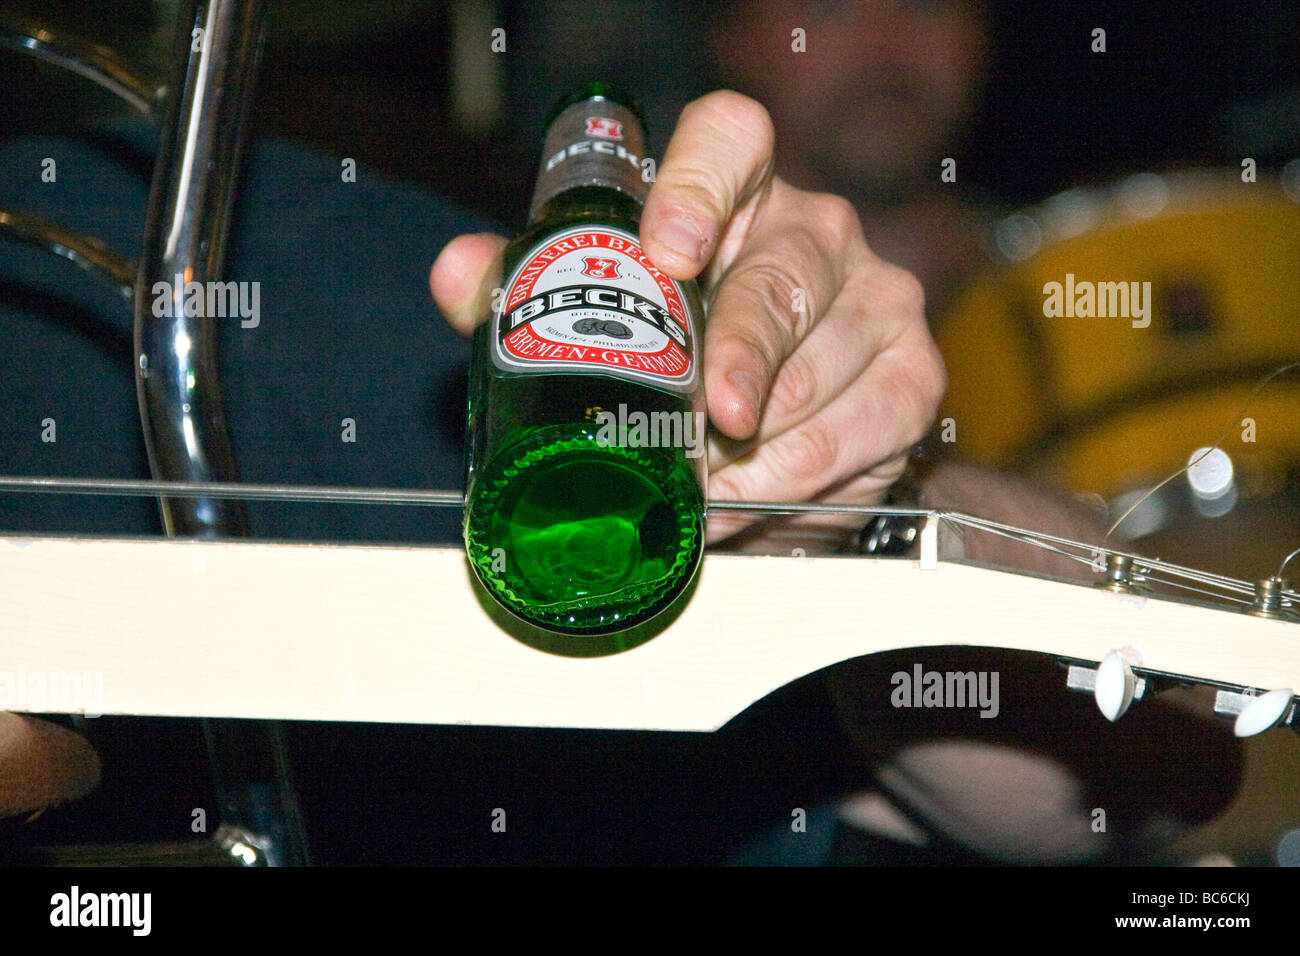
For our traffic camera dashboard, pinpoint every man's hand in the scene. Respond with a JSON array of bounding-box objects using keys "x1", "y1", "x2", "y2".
[
  {"x1": 0, "y1": 713, "x2": 100, "y2": 819},
  {"x1": 431, "y1": 90, "x2": 946, "y2": 550}
]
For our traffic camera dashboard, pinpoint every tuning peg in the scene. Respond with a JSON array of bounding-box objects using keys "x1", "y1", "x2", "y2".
[
  {"x1": 1233, "y1": 688, "x2": 1296, "y2": 738},
  {"x1": 1214, "y1": 687, "x2": 1297, "y2": 737},
  {"x1": 1095, "y1": 650, "x2": 1139, "y2": 721},
  {"x1": 1064, "y1": 648, "x2": 1146, "y2": 721}
]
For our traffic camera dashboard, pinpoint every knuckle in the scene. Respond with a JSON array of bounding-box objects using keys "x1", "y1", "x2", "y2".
[
  {"x1": 879, "y1": 263, "x2": 927, "y2": 315},
  {"x1": 728, "y1": 259, "x2": 809, "y2": 346},
  {"x1": 716, "y1": 318, "x2": 783, "y2": 383},
  {"x1": 769, "y1": 350, "x2": 820, "y2": 417},
  {"x1": 708, "y1": 466, "x2": 752, "y2": 504},
  {"x1": 922, "y1": 340, "x2": 949, "y2": 409},
  {"x1": 741, "y1": 260, "x2": 803, "y2": 316},
  {"x1": 894, "y1": 337, "x2": 947, "y2": 446},
  {"x1": 808, "y1": 192, "x2": 861, "y2": 249},
  {"x1": 771, "y1": 415, "x2": 840, "y2": 481},
  {"x1": 902, "y1": 403, "x2": 933, "y2": 450},
  {"x1": 906, "y1": 329, "x2": 948, "y2": 409}
]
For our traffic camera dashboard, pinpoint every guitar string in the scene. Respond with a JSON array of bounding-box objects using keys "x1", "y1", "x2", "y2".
[
  {"x1": 938, "y1": 514, "x2": 1100, "y2": 572},
  {"x1": 940, "y1": 512, "x2": 1260, "y2": 596},
  {"x1": 951, "y1": 512, "x2": 1248, "y2": 588},
  {"x1": 0, "y1": 475, "x2": 1292, "y2": 605},
  {"x1": 0, "y1": 476, "x2": 465, "y2": 507},
  {"x1": 941, "y1": 512, "x2": 1290, "y2": 603},
  {"x1": 1277, "y1": 545, "x2": 1300, "y2": 581},
  {"x1": 1138, "y1": 574, "x2": 1255, "y2": 607},
  {"x1": 1106, "y1": 360, "x2": 1300, "y2": 538}
]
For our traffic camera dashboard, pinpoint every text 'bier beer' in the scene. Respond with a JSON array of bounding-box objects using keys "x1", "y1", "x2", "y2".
[{"x1": 463, "y1": 82, "x2": 706, "y2": 641}]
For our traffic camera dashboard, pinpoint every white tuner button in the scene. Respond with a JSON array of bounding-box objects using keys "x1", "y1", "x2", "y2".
[
  {"x1": 1095, "y1": 650, "x2": 1137, "y2": 722},
  {"x1": 1234, "y1": 688, "x2": 1295, "y2": 738}
]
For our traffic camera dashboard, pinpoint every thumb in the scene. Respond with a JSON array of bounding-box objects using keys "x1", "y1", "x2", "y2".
[
  {"x1": 429, "y1": 232, "x2": 509, "y2": 336},
  {"x1": 0, "y1": 713, "x2": 100, "y2": 818}
]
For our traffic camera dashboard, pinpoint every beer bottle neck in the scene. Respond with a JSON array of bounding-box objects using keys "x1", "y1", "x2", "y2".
[{"x1": 527, "y1": 97, "x2": 650, "y2": 225}]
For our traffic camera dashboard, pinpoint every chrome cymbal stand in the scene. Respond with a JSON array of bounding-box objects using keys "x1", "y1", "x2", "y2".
[{"x1": 2, "y1": 0, "x2": 309, "y2": 866}]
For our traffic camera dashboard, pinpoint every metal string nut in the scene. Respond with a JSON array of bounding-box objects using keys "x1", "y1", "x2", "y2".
[
  {"x1": 1097, "y1": 553, "x2": 1148, "y2": 594},
  {"x1": 1251, "y1": 577, "x2": 1295, "y2": 620}
]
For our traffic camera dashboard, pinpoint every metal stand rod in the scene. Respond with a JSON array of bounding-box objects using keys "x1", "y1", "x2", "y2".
[{"x1": 136, "y1": 0, "x2": 308, "y2": 866}]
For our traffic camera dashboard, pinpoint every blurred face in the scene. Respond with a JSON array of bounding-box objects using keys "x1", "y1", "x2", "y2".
[{"x1": 717, "y1": 0, "x2": 990, "y2": 202}]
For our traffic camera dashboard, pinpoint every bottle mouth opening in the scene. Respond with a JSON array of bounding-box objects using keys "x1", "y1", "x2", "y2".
[
  {"x1": 466, "y1": 428, "x2": 702, "y2": 635},
  {"x1": 542, "y1": 81, "x2": 647, "y2": 135}
]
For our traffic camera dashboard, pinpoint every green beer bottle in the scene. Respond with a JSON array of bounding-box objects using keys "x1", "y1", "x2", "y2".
[{"x1": 463, "y1": 82, "x2": 706, "y2": 638}]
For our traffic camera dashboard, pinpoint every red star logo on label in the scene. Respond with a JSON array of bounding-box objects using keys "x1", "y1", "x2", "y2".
[
  {"x1": 580, "y1": 256, "x2": 621, "y2": 279},
  {"x1": 585, "y1": 117, "x2": 624, "y2": 140}
]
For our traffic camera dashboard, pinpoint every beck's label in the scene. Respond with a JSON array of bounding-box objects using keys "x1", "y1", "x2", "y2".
[
  {"x1": 529, "y1": 99, "x2": 648, "y2": 219},
  {"x1": 493, "y1": 224, "x2": 697, "y2": 392}
]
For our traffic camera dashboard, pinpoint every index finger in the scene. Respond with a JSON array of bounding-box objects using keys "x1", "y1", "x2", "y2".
[{"x1": 640, "y1": 90, "x2": 776, "y2": 281}]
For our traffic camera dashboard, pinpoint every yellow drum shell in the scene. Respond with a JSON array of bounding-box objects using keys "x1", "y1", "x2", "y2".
[{"x1": 937, "y1": 171, "x2": 1300, "y2": 502}]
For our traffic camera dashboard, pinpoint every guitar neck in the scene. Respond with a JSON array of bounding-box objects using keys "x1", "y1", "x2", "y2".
[{"x1": 1, "y1": 532, "x2": 1294, "y2": 730}]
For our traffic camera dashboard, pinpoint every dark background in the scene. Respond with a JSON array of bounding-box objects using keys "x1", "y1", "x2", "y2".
[{"x1": 4, "y1": 0, "x2": 1298, "y2": 217}]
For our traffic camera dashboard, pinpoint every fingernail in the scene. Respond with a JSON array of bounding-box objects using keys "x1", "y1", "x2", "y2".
[
  {"x1": 728, "y1": 369, "x2": 763, "y2": 420},
  {"x1": 654, "y1": 217, "x2": 707, "y2": 265}
]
